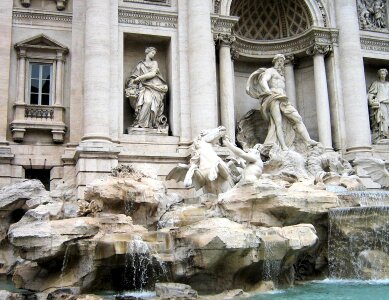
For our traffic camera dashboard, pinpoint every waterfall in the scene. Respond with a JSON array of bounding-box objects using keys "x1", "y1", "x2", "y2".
[
  {"x1": 328, "y1": 206, "x2": 389, "y2": 279},
  {"x1": 261, "y1": 239, "x2": 282, "y2": 283},
  {"x1": 123, "y1": 236, "x2": 168, "y2": 291},
  {"x1": 60, "y1": 243, "x2": 72, "y2": 287},
  {"x1": 335, "y1": 190, "x2": 389, "y2": 207}
]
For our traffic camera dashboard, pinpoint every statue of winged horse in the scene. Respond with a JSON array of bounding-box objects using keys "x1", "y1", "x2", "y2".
[{"x1": 166, "y1": 126, "x2": 234, "y2": 195}]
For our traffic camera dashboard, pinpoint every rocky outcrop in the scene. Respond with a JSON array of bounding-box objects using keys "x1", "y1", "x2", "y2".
[
  {"x1": 0, "y1": 165, "x2": 365, "y2": 296},
  {"x1": 155, "y1": 282, "x2": 197, "y2": 299},
  {"x1": 0, "y1": 180, "x2": 53, "y2": 241},
  {"x1": 218, "y1": 181, "x2": 355, "y2": 227},
  {"x1": 81, "y1": 165, "x2": 182, "y2": 228}
]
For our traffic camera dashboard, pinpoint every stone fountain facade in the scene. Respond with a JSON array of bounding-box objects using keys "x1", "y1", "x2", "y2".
[
  {"x1": 1, "y1": 0, "x2": 389, "y2": 298},
  {"x1": 1, "y1": 0, "x2": 389, "y2": 193}
]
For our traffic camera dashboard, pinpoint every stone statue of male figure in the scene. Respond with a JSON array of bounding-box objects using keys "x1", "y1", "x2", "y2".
[{"x1": 246, "y1": 54, "x2": 317, "y2": 150}]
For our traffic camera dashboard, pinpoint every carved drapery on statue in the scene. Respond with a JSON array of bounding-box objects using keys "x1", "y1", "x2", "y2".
[
  {"x1": 246, "y1": 54, "x2": 317, "y2": 151},
  {"x1": 125, "y1": 47, "x2": 169, "y2": 135},
  {"x1": 368, "y1": 68, "x2": 389, "y2": 143}
]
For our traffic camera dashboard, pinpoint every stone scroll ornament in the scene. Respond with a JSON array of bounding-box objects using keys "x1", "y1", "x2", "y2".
[
  {"x1": 166, "y1": 126, "x2": 235, "y2": 195},
  {"x1": 125, "y1": 47, "x2": 169, "y2": 133},
  {"x1": 357, "y1": 0, "x2": 387, "y2": 31}
]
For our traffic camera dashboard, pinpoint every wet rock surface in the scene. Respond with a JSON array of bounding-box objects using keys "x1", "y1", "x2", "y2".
[{"x1": 0, "y1": 161, "x2": 380, "y2": 297}]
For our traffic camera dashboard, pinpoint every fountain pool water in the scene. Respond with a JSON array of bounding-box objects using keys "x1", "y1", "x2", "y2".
[{"x1": 248, "y1": 279, "x2": 389, "y2": 300}]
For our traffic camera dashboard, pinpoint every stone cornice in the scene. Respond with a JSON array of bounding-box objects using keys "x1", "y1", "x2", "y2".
[
  {"x1": 123, "y1": 0, "x2": 171, "y2": 7},
  {"x1": 233, "y1": 27, "x2": 338, "y2": 58},
  {"x1": 360, "y1": 35, "x2": 389, "y2": 53},
  {"x1": 12, "y1": 8, "x2": 72, "y2": 28},
  {"x1": 211, "y1": 14, "x2": 239, "y2": 35},
  {"x1": 118, "y1": 8, "x2": 177, "y2": 28}
]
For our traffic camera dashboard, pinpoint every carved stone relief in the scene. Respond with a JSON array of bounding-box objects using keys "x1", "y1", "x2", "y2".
[{"x1": 357, "y1": 0, "x2": 388, "y2": 31}]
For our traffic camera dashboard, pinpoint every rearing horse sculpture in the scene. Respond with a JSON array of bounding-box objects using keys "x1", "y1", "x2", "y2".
[{"x1": 167, "y1": 126, "x2": 234, "y2": 195}]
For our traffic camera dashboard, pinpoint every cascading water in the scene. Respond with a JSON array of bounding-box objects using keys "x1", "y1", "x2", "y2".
[
  {"x1": 123, "y1": 236, "x2": 168, "y2": 291},
  {"x1": 335, "y1": 190, "x2": 389, "y2": 207},
  {"x1": 328, "y1": 205, "x2": 389, "y2": 279},
  {"x1": 60, "y1": 243, "x2": 72, "y2": 286},
  {"x1": 261, "y1": 240, "x2": 282, "y2": 284}
]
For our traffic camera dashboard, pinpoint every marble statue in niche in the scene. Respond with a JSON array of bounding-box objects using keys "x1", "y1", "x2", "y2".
[
  {"x1": 368, "y1": 68, "x2": 389, "y2": 143},
  {"x1": 246, "y1": 54, "x2": 318, "y2": 151},
  {"x1": 125, "y1": 47, "x2": 169, "y2": 135},
  {"x1": 357, "y1": 0, "x2": 387, "y2": 30}
]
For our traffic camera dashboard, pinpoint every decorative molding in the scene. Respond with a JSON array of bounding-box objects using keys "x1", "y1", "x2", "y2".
[
  {"x1": 13, "y1": 9, "x2": 72, "y2": 28},
  {"x1": 360, "y1": 35, "x2": 389, "y2": 52},
  {"x1": 306, "y1": 44, "x2": 332, "y2": 56},
  {"x1": 123, "y1": 0, "x2": 171, "y2": 7},
  {"x1": 233, "y1": 27, "x2": 338, "y2": 58},
  {"x1": 314, "y1": 0, "x2": 328, "y2": 27},
  {"x1": 211, "y1": 15, "x2": 239, "y2": 35},
  {"x1": 214, "y1": 0, "x2": 221, "y2": 14},
  {"x1": 118, "y1": 8, "x2": 177, "y2": 28}
]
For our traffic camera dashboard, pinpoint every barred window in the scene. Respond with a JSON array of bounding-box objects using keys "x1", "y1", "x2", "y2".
[{"x1": 29, "y1": 63, "x2": 53, "y2": 106}]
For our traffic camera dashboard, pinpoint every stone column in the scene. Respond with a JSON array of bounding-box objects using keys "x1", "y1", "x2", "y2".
[
  {"x1": 69, "y1": 0, "x2": 85, "y2": 143},
  {"x1": 178, "y1": 0, "x2": 191, "y2": 145},
  {"x1": 307, "y1": 45, "x2": 333, "y2": 150},
  {"x1": 284, "y1": 55, "x2": 297, "y2": 108},
  {"x1": 188, "y1": 0, "x2": 218, "y2": 138},
  {"x1": 217, "y1": 33, "x2": 236, "y2": 142},
  {"x1": 109, "y1": 0, "x2": 120, "y2": 142},
  {"x1": 0, "y1": 0, "x2": 14, "y2": 186},
  {"x1": 82, "y1": 0, "x2": 111, "y2": 142},
  {"x1": 75, "y1": 0, "x2": 118, "y2": 198},
  {"x1": 16, "y1": 50, "x2": 27, "y2": 105},
  {"x1": 334, "y1": 0, "x2": 371, "y2": 155},
  {"x1": 54, "y1": 52, "x2": 64, "y2": 105}
]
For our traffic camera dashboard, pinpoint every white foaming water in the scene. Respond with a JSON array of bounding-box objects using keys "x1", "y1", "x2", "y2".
[{"x1": 319, "y1": 278, "x2": 389, "y2": 285}]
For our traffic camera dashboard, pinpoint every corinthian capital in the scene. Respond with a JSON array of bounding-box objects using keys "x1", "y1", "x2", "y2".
[
  {"x1": 306, "y1": 44, "x2": 332, "y2": 56},
  {"x1": 215, "y1": 33, "x2": 236, "y2": 47}
]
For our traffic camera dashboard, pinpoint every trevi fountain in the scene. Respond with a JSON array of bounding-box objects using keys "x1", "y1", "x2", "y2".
[{"x1": 1, "y1": 0, "x2": 389, "y2": 299}]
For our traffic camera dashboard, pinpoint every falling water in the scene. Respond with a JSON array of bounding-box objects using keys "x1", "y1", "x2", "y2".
[
  {"x1": 334, "y1": 190, "x2": 389, "y2": 207},
  {"x1": 60, "y1": 243, "x2": 72, "y2": 286},
  {"x1": 123, "y1": 236, "x2": 168, "y2": 291},
  {"x1": 328, "y1": 206, "x2": 389, "y2": 279},
  {"x1": 261, "y1": 240, "x2": 282, "y2": 283}
]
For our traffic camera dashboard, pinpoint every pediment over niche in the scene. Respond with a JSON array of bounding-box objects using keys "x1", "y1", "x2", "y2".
[{"x1": 14, "y1": 34, "x2": 68, "y2": 53}]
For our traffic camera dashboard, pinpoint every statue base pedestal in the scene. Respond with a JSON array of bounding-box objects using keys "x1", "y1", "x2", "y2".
[
  {"x1": 376, "y1": 139, "x2": 389, "y2": 145},
  {"x1": 127, "y1": 126, "x2": 169, "y2": 136}
]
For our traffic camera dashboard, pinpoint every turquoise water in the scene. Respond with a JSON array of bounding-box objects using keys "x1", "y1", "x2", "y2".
[
  {"x1": 97, "y1": 290, "x2": 156, "y2": 299},
  {"x1": 0, "y1": 277, "x2": 28, "y2": 294},
  {"x1": 248, "y1": 279, "x2": 389, "y2": 300}
]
